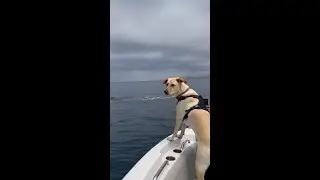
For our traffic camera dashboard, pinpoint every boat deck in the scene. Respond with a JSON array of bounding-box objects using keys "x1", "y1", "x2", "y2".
[{"x1": 122, "y1": 128, "x2": 197, "y2": 180}]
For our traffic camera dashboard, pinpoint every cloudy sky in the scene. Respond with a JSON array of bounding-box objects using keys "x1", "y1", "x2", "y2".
[{"x1": 110, "y1": 0, "x2": 210, "y2": 82}]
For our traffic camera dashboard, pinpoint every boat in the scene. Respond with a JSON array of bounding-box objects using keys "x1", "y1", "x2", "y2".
[
  {"x1": 122, "y1": 100, "x2": 210, "y2": 180},
  {"x1": 122, "y1": 128, "x2": 198, "y2": 180}
]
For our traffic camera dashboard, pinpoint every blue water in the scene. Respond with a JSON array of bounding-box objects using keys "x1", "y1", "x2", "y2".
[{"x1": 110, "y1": 77, "x2": 210, "y2": 180}]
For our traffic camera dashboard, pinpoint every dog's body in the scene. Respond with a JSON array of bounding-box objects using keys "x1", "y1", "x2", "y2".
[{"x1": 163, "y1": 77, "x2": 210, "y2": 180}]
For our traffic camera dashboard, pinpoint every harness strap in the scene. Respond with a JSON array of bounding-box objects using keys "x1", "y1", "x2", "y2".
[
  {"x1": 183, "y1": 105, "x2": 203, "y2": 120},
  {"x1": 176, "y1": 95, "x2": 209, "y2": 121}
]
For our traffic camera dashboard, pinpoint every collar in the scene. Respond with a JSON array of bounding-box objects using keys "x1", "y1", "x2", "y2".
[
  {"x1": 176, "y1": 88, "x2": 190, "y2": 100},
  {"x1": 176, "y1": 88, "x2": 201, "y2": 103},
  {"x1": 176, "y1": 94, "x2": 200, "y2": 103}
]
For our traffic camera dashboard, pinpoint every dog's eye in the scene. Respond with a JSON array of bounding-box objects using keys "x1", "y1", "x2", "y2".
[{"x1": 171, "y1": 84, "x2": 175, "y2": 87}]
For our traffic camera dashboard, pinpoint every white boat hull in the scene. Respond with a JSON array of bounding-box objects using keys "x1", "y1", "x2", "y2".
[{"x1": 122, "y1": 128, "x2": 197, "y2": 180}]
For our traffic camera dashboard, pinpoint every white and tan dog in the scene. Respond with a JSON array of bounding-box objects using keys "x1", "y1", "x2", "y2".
[{"x1": 163, "y1": 77, "x2": 210, "y2": 180}]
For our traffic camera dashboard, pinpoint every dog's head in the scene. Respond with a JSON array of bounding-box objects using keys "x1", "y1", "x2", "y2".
[{"x1": 163, "y1": 77, "x2": 188, "y2": 96}]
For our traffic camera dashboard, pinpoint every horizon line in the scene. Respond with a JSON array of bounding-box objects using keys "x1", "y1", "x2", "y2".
[{"x1": 110, "y1": 75, "x2": 210, "y2": 83}]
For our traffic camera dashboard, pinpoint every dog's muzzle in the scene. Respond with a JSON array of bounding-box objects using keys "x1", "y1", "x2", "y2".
[{"x1": 164, "y1": 90, "x2": 168, "y2": 95}]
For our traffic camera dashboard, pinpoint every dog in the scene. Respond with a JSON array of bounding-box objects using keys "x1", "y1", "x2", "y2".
[{"x1": 163, "y1": 77, "x2": 210, "y2": 180}]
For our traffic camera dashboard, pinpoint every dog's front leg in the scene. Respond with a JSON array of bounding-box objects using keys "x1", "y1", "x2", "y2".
[
  {"x1": 177, "y1": 123, "x2": 186, "y2": 139},
  {"x1": 167, "y1": 116, "x2": 183, "y2": 141}
]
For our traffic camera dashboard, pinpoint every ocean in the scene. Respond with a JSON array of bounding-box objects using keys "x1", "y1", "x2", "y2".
[{"x1": 110, "y1": 77, "x2": 210, "y2": 180}]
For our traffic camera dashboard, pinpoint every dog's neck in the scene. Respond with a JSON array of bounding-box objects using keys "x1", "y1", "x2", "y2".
[
  {"x1": 175, "y1": 84, "x2": 198, "y2": 98},
  {"x1": 176, "y1": 87, "x2": 190, "y2": 98}
]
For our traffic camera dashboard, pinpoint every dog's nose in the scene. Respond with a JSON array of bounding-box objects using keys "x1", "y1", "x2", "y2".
[{"x1": 164, "y1": 90, "x2": 168, "y2": 95}]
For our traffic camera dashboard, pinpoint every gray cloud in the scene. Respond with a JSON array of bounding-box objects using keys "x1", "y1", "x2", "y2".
[{"x1": 110, "y1": 0, "x2": 210, "y2": 82}]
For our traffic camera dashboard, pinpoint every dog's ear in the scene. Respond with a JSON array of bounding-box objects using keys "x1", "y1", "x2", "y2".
[
  {"x1": 177, "y1": 77, "x2": 187, "y2": 84},
  {"x1": 163, "y1": 78, "x2": 168, "y2": 84}
]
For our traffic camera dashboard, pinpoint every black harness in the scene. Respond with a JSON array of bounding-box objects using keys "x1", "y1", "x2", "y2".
[{"x1": 176, "y1": 89, "x2": 209, "y2": 121}]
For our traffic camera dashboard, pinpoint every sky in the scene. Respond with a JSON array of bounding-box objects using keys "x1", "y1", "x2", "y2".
[{"x1": 110, "y1": 0, "x2": 210, "y2": 82}]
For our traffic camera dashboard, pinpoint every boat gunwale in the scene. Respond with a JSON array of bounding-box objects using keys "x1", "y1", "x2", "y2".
[{"x1": 122, "y1": 128, "x2": 196, "y2": 180}]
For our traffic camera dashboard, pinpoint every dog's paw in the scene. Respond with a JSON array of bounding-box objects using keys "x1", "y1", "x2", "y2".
[
  {"x1": 177, "y1": 134, "x2": 184, "y2": 139},
  {"x1": 167, "y1": 136, "x2": 174, "y2": 141}
]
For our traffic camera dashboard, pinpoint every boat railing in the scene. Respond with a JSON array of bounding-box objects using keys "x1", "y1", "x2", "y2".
[
  {"x1": 180, "y1": 139, "x2": 190, "y2": 150},
  {"x1": 152, "y1": 160, "x2": 169, "y2": 180}
]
